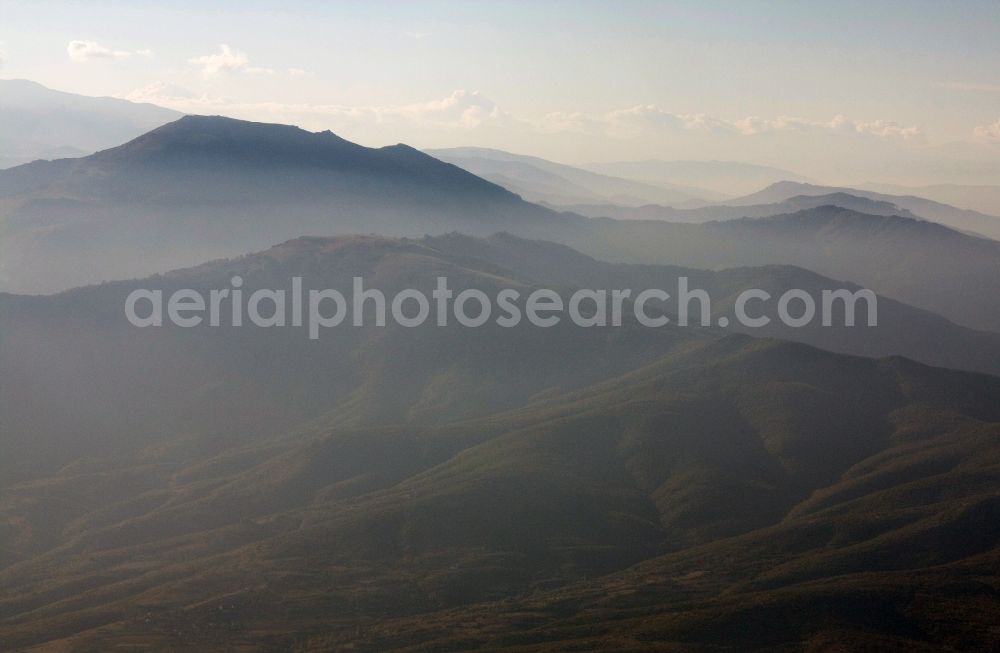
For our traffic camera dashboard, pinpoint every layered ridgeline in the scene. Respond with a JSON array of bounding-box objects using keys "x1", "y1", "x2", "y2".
[
  {"x1": 2, "y1": 116, "x2": 999, "y2": 332},
  {"x1": 1, "y1": 235, "x2": 999, "y2": 651},
  {"x1": 3, "y1": 233, "x2": 1000, "y2": 482},
  {"x1": 861, "y1": 181, "x2": 1000, "y2": 217},
  {"x1": 583, "y1": 158, "x2": 813, "y2": 197},
  {"x1": 727, "y1": 180, "x2": 1000, "y2": 241},
  {"x1": 424, "y1": 146, "x2": 726, "y2": 206},
  {"x1": 561, "y1": 191, "x2": 927, "y2": 223},
  {"x1": 0, "y1": 234, "x2": 701, "y2": 484},
  {"x1": 426, "y1": 233, "x2": 1000, "y2": 376},
  {"x1": 565, "y1": 206, "x2": 1000, "y2": 332}
]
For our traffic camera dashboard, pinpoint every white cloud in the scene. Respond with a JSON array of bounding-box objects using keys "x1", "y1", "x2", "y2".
[
  {"x1": 731, "y1": 114, "x2": 919, "y2": 139},
  {"x1": 189, "y1": 44, "x2": 250, "y2": 77},
  {"x1": 386, "y1": 90, "x2": 508, "y2": 129},
  {"x1": 67, "y1": 40, "x2": 132, "y2": 62},
  {"x1": 287, "y1": 68, "x2": 307, "y2": 77},
  {"x1": 121, "y1": 86, "x2": 513, "y2": 132},
  {"x1": 734, "y1": 114, "x2": 843, "y2": 135},
  {"x1": 118, "y1": 83, "x2": 923, "y2": 160},
  {"x1": 534, "y1": 105, "x2": 920, "y2": 141},
  {"x1": 605, "y1": 106, "x2": 738, "y2": 137},
  {"x1": 125, "y1": 82, "x2": 200, "y2": 104},
  {"x1": 853, "y1": 119, "x2": 920, "y2": 140},
  {"x1": 974, "y1": 118, "x2": 1000, "y2": 140},
  {"x1": 188, "y1": 45, "x2": 293, "y2": 78}
]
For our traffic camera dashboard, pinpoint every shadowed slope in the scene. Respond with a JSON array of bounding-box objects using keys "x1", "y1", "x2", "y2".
[{"x1": 1, "y1": 335, "x2": 998, "y2": 651}]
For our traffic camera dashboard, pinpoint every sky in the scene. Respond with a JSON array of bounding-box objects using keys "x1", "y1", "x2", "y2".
[{"x1": 1, "y1": 0, "x2": 999, "y2": 184}]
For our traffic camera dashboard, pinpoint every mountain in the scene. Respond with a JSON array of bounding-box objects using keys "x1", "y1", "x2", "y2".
[
  {"x1": 558, "y1": 191, "x2": 923, "y2": 223},
  {"x1": 323, "y1": 347, "x2": 1000, "y2": 650},
  {"x1": 0, "y1": 116, "x2": 567, "y2": 294},
  {"x1": 4, "y1": 231, "x2": 998, "y2": 485},
  {"x1": 3, "y1": 233, "x2": 997, "y2": 481},
  {"x1": 0, "y1": 234, "x2": 695, "y2": 483},
  {"x1": 559, "y1": 206, "x2": 1000, "y2": 332},
  {"x1": 730, "y1": 181, "x2": 1000, "y2": 241},
  {"x1": 427, "y1": 232, "x2": 1000, "y2": 376},
  {"x1": 424, "y1": 146, "x2": 725, "y2": 206},
  {"x1": 0, "y1": 78, "x2": 182, "y2": 169},
  {"x1": 2, "y1": 236, "x2": 998, "y2": 651},
  {"x1": 860, "y1": 182, "x2": 1000, "y2": 217},
  {"x1": 584, "y1": 159, "x2": 813, "y2": 197},
  {"x1": 3, "y1": 117, "x2": 998, "y2": 335}
]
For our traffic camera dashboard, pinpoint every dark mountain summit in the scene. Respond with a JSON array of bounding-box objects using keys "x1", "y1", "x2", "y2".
[
  {"x1": 5, "y1": 115, "x2": 517, "y2": 199},
  {"x1": 94, "y1": 117, "x2": 499, "y2": 188},
  {"x1": 0, "y1": 116, "x2": 557, "y2": 293}
]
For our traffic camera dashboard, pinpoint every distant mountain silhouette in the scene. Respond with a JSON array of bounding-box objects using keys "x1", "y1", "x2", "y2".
[
  {"x1": 558, "y1": 191, "x2": 923, "y2": 223},
  {"x1": 861, "y1": 181, "x2": 1000, "y2": 217},
  {"x1": 0, "y1": 78, "x2": 181, "y2": 169},
  {"x1": 425, "y1": 146, "x2": 724, "y2": 206},
  {"x1": 729, "y1": 180, "x2": 1000, "y2": 240},
  {"x1": 584, "y1": 159, "x2": 813, "y2": 196},
  {"x1": 553, "y1": 206, "x2": 1000, "y2": 332}
]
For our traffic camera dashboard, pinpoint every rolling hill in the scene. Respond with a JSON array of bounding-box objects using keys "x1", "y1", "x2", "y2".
[
  {"x1": 427, "y1": 232, "x2": 1000, "y2": 376},
  {"x1": 3, "y1": 230, "x2": 999, "y2": 486},
  {"x1": 2, "y1": 248, "x2": 998, "y2": 650},
  {"x1": 0, "y1": 234, "x2": 700, "y2": 484}
]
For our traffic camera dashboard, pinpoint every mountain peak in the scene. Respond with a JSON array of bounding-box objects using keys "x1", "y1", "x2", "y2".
[
  {"x1": 80, "y1": 116, "x2": 521, "y2": 192},
  {"x1": 86, "y1": 114, "x2": 365, "y2": 167},
  {"x1": 764, "y1": 180, "x2": 816, "y2": 192}
]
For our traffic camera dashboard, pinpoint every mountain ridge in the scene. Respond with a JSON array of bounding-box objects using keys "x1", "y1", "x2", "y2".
[
  {"x1": 584, "y1": 158, "x2": 813, "y2": 196},
  {"x1": 729, "y1": 180, "x2": 1000, "y2": 240},
  {"x1": 0, "y1": 115, "x2": 564, "y2": 293},
  {"x1": 560, "y1": 191, "x2": 924, "y2": 224},
  {"x1": 2, "y1": 116, "x2": 998, "y2": 335},
  {"x1": 426, "y1": 146, "x2": 725, "y2": 206}
]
